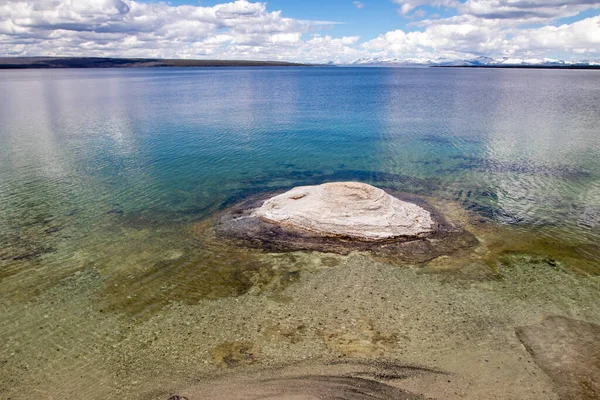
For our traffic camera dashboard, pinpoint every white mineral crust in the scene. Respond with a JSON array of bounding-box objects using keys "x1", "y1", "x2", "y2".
[{"x1": 253, "y1": 182, "x2": 434, "y2": 240}]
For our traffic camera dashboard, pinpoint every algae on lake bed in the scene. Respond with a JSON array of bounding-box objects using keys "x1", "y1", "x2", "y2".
[{"x1": 1, "y1": 193, "x2": 599, "y2": 400}]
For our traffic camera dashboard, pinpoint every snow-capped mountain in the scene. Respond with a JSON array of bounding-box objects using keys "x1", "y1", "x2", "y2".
[
  {"x1": 349, "y1": 57, "x2": 432, "y2": 66},
  {"x1": 343, "y1": 56, "x2": 600, "y2": 67}
]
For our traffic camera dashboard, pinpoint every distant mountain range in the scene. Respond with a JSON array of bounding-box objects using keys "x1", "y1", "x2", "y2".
[
  {"x1": 1, "y1": 56, "x2": 598, "y2": 69},
  {"x1": 344, "y1": 56, "x2": 600, "y2": 68},
  {"x1": 0, "y1": 57, "x2": 308, "y2": 69}
]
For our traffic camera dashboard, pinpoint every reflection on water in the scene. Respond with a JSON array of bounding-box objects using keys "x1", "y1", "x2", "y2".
[{"x1": 0, "y1": 67, "x2": 599, "y2": 399}]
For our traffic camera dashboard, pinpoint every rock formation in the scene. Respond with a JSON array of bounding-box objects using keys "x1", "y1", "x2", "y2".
[
  {"x1": 213, "y1": 182, "x2": 478, "y2": 262},
  {"x1": 516, "y1": 316, "x2": 600, "y2": 400},
  {"x1": 253, "y1": 182, "x2": 434, "y2": 240},
  {"x1": 160, "y1": 360, "x2": 439, "y2": 400}
]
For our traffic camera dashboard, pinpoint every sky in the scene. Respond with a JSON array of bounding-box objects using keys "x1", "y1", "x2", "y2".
[{"x1": 0, "y1": 0, "x2": 599, "y2": 63}]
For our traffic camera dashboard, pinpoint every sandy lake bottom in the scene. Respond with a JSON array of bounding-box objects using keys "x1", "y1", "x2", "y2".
[{"x1": 1, "y1": 196, "x2": 599, "y2": 400}]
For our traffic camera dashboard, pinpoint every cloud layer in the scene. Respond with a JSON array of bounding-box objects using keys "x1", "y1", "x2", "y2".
[{"x1": 0, "y1": 0, "x2": 598, "y2": 63}]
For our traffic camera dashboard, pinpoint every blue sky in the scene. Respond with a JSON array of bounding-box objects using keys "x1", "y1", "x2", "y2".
[
  {"x1": 0, "y1": 0, "x2": 598, "y2": 63},
  {"x1": 158, "y1": 0, "x2": 458, "y2": 39}
]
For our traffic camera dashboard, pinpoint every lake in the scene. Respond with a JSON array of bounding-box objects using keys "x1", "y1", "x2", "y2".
[{"x1": 1, "y1": 67, "x2": 599, "y2": 399}]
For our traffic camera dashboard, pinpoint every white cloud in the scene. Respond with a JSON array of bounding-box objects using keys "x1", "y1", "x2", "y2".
[
  {"x1": 374, "y1": 0, "x2": 600, "y2": 61},
  {"x1": 0, "y1": 0, "x2": 357, "y2": 61},
  {"x1": 394, "y1": 0, "x2": 458, "y2": 16},
  {"x1": 361, "y1": 14, "x2": 600, "y2": 61},
  {"x1": 0, "y1": 0, "x2": 598, "y2": 63},
  {"x1": 353, "y1": 1, "x2": 364, "y2": 9},
  {"x1": 363, "y1": 16, "x2": 506, "y2": 58},
  {"x1": 506, "y1": 16, "x2": 600, "y2": 56},
  {"x1": 459, "y1": 0, "x2": 599, "y2": 21},
  {"x1": 395, "y1": 0, "x2": 599, "y2": 21}
]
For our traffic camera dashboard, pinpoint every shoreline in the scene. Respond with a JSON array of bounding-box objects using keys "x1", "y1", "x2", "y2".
[
  {"x1": 0, "y1": 57, "x2": 312, "y2": 69},
  {"x1": 2, "y1": 196, "x2": 599, "y2": 399}
]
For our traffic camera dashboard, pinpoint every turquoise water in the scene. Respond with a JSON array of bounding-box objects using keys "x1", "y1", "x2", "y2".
[
  {"x1": 1, "y1": 67, "x2": 600, "y2": 398},
  {"x1": 2, "y1": 68, "x2": 599, "y2": 264}
]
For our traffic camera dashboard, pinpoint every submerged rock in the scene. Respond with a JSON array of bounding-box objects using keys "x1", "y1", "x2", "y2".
[
  {"x1": 516, "y1": 316, "x2": 600, "y2": 400},
  {"x1": 253, "y1": 182, "x2": 434, "y2": 240},
  {"x1": 159, "y1": 360, "x2": 439, "y2": 400},
  {"x1": 214, "y1": 182, "x2": 478, "y2": 262}
]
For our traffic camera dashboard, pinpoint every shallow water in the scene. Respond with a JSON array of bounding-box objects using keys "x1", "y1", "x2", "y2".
[{"x1": 1, "y1": 67, "x2": 599, "y2": 399}]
